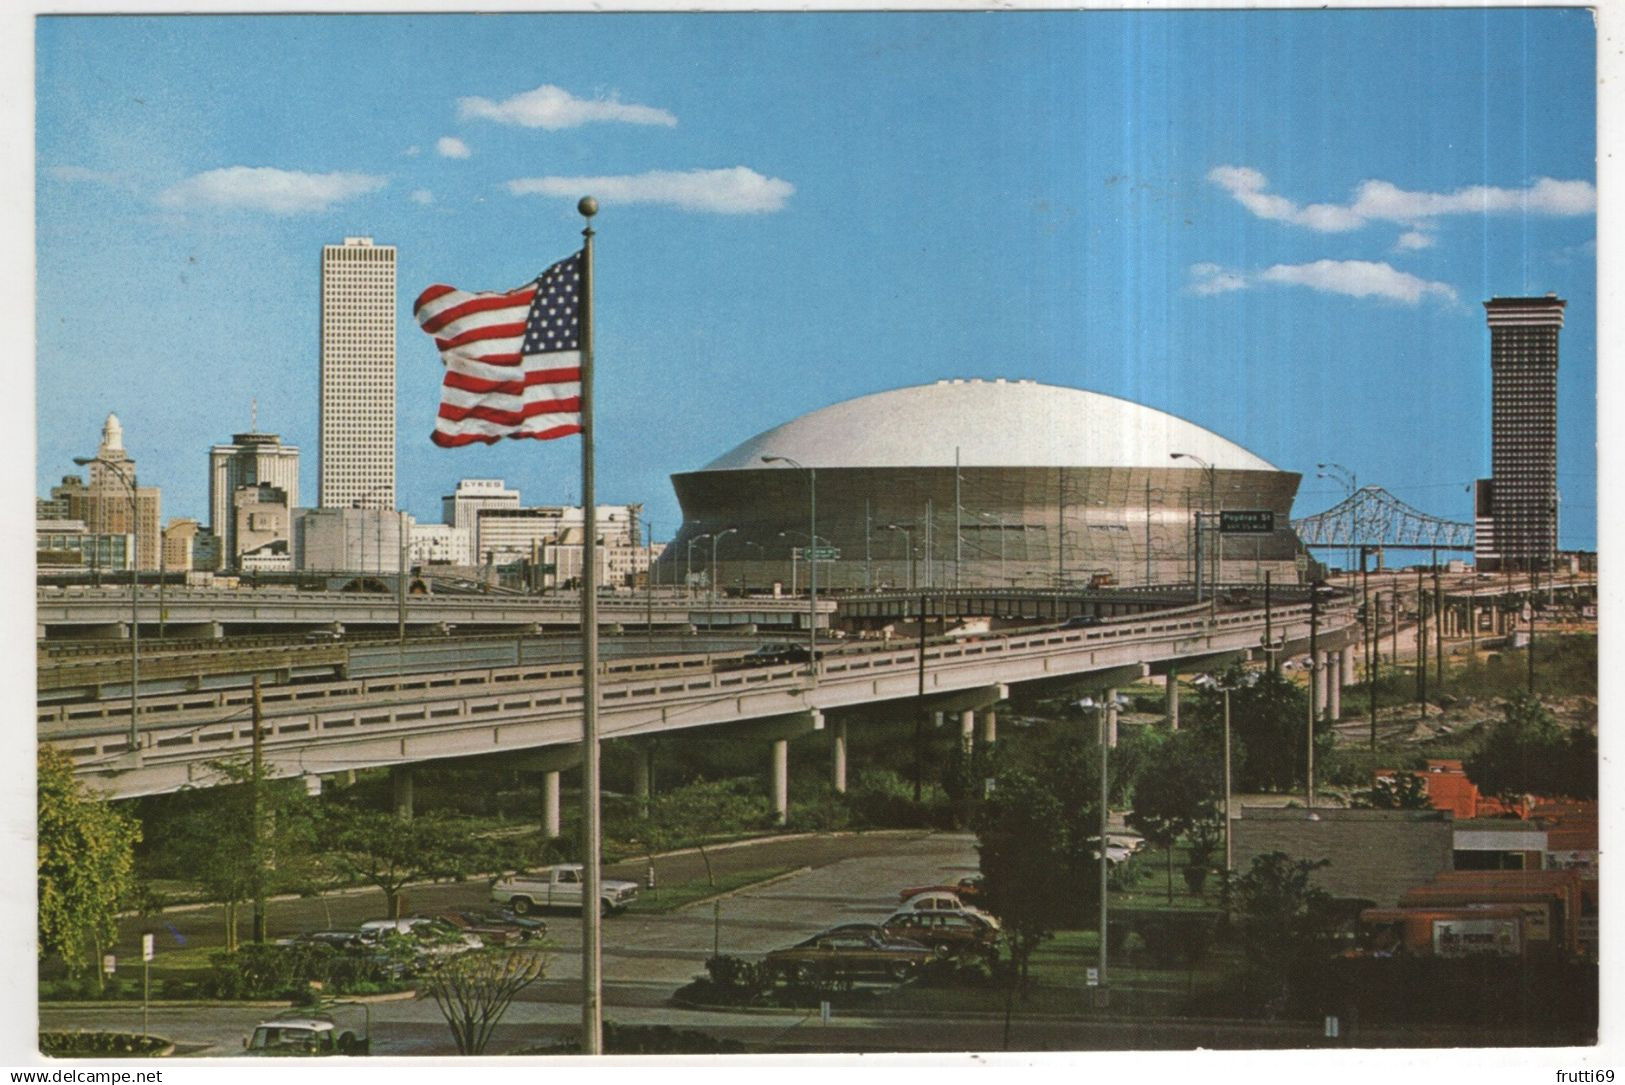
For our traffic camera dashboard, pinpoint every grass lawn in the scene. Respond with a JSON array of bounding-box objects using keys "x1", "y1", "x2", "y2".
[{"x1": 623, "y1": 867, "x2": 800, "y2": 914}]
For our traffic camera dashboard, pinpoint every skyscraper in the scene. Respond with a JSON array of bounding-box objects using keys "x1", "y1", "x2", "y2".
[
  {"x1": 1484, "y1": 294, "x2": 1564, "y2": 571},
  {"x1": 210, "y1": 428, "x2": 300, "y2": 566},
  {"x1": 320, "y1": 236, "x2": 396, "y2": 510}
]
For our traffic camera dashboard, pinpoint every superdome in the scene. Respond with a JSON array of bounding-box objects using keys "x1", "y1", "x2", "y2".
[
  {"x1": 662, "y1": 379, "x2": 1304, "y2": 593},
  {"x1": 703, "y1": 379, "x2": 1277, "y2": 473}
]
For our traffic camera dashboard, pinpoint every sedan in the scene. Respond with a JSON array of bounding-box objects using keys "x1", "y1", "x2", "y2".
[
  {"x1": 882, "y1": 910, "x2": 1000, "y2": 959},
  {"x1": 763, "y1": 931, "x2": 934, "y2": 983},
  {"x1": 434, "y1": 910, "x2": 548, "y2": 944}
]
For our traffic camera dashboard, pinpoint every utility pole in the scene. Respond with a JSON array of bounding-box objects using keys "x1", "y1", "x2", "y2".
[
  {"x1": 250, "y1": 676, "x2": 267, "y2": 944},
  {"x1": 1307, "y1": 582, "x2": 1320, "y2": 808},
  {"x1": 1432, "y1": 550, "x2": 1444, "y2": 695},
  {"x1": 1363, "y1": 547, "x2": 1376, "y2": 750},
  {"x1": 1263, "y1": 571, "x2": 1275, "y2": 672},
  {"x1": 1416, "y1": 566, "x2": 1427, "y2": 717},
  {"x1": 914, "y1": 593, "x2": 927, "y2": 803}
]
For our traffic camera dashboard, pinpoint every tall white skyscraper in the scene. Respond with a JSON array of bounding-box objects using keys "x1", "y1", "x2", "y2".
[{"x1": 320, "y1": 236, "x2": 396, "y2": 510}]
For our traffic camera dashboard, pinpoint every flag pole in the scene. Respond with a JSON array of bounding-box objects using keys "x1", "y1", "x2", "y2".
[{"x1": 576, "y1": 195, "x2": 603, "y2": 1056}]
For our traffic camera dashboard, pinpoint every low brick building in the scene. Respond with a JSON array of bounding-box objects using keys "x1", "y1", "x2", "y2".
[{"x1": 1233, "y1": 806, "x2": 1455, "y2": 907}]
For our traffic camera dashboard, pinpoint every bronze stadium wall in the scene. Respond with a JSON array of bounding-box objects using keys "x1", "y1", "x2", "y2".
[{"x1": 657, "y1": 465, "x2": 1305, "y2": 593}]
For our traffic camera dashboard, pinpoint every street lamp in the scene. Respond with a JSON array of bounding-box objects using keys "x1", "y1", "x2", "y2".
[
  {"x1": 762, "y1": 455, "x2": 817, "y2": 675},
  {"x1": 742, "y1": 540, "x2": 766, "y2": 595},
  {"x1": 882, "y1": 524, "x2": 915, "y2": 591},
  {"x1": 1317, "y1": 462, "x2": 1357, "y2": 575},
  {"x1": 1171, "y1": 452, "x2": 1218, "y2": 600},
  {"x1": 75, "y1": 455, "x2": 141, "y2": 756},
  {"x1": 686, "y1": 533, "x2": 711, "y2": 599},
  {"x1": 709, "y1": 528, "x2": 738, "y2": 604}
]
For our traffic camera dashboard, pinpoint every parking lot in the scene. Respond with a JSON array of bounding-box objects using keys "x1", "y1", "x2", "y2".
[{"x1": 43, "y1": 831, "x2": 984, "y2": 1056}]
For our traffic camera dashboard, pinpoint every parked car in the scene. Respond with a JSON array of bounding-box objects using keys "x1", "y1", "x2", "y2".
[
  {"x1": 275, "y1": 930, "x2": 366, "y2": 950},
  {"x1": 882, "y1": 910, "x2": 999, "y2": 958},
  {"x1": 897, "y1": 877, "x2": 982, "y2": 903},
  {"x1": 763, "y1": 930, "x2": 934, "y2": 983},
  {"x1": 243, "y1": 1012, "x2": 367, "y2": 1056},
  {"x1": 434, "y1": 910, "x2": 547, "y2": 944},
  {"x1": 491, "y1": 864, "x2": 640, "y2": 916},
  {"x1": 357, "y1": 917, "x2": 483, "y2": 957},
  {"x1": 896, "y1": 890, "x2": 1002, "y2": 930}
]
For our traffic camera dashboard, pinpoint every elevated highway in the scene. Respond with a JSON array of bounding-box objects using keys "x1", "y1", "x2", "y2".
[{"x1": 43, "y1": 597, "x2": 1360, "y2": 805}]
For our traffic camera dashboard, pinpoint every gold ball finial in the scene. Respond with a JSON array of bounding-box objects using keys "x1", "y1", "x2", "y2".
[{"x1": 578, "y1": 196, "x2": 598, "y2": 218}]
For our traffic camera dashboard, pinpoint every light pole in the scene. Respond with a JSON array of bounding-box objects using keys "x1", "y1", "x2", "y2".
[
  {"x1": 1171, "y1": 452, "x2": 1218, "y2": 599},
  {"x1": 762, "y1": 455, "x2": 817, "y2": 674},
  {"x1": 743, "y1": 540, "x2": 766, "y2": 595},
  {"x1": 1317, "y1": 462, "x2": 1357, "y2": 575},
  {"x1": 686, "y1": 533, "x2": 710, "y2": 600},
  {"x1": 709, "y1": 527, "x2": 737, "y2": 604},
  {"x1": 882, "y1": 523, "x2": 915, "y2": 591},
  {"x1": 76, "y1": 455, "x2": 141, "y2": 755}
]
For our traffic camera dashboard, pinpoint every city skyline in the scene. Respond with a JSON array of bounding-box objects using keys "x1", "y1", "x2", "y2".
[{"x1": 33, "y1": 11, "x2": 1598, "y2": 550}]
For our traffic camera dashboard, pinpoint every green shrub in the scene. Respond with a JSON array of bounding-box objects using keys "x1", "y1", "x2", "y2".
[
  {"x1": 847, "y1": 769, "x2": 951, "y2": 828},
  {"x1": 39, "y1": 1031, "x2": 170, "y2": 1058}
]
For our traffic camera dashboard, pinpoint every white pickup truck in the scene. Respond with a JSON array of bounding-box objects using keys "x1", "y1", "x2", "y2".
[{"x1": 490, "y1": 864, "x2": 640, "y2": 916}]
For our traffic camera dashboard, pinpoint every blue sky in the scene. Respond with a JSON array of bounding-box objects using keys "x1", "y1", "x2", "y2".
[{"x1": 33, "y1": 9, "x2": 1599, "y2": 548}]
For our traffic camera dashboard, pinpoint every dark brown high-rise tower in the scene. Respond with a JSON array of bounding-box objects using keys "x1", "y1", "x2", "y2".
[{"x1": 1482, "y1": 294, "x2": 1564, "y2": 571}]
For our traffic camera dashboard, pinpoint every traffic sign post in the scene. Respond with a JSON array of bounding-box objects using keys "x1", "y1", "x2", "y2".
[
  {"x1": 803, "y1": 547, "x2": 840, "y2": 562},
  {"x1": 141, "y1": 933, "x2": 154, "y2": 1038}
]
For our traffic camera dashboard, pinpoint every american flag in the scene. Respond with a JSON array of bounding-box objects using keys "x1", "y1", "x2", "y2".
[{"x1": 413, "y1": 252, "x2": 584, "y2": 447}]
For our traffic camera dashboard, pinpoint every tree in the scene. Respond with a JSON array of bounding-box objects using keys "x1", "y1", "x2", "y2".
[
  {"x1": 1189, "y1": 666, "x2": 1328, "y2": 793},
  {"x1": 1225, "y1": 851, "x2": 1341, "y2": 1013},
  {"x1": 323, "y1": 809, "x2": 461, "y2": 918},
  {"x1": 974, "y1": 769, "x2": 1071, "y2": 996},
  {"x1": 1464, "y1": 693, "x2": 1597, "y2": 803},
  {"x1": 38, "y1": 746, "x2": 141, "y2": 986},
  {"x1": 1126, "y1": 730, "x2": 1222, "y2": 902},
  {"x1": 420, "y1": 946, "x2": 550, "y2": 1055},
  {"x1": 1350, "y1": 770, "x2": 1432, "y2": 810},
  {"x1": 140, "y1": 758, "x2": 320, "y2": 950}
]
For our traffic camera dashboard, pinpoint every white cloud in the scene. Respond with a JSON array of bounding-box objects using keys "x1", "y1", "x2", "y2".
[
  {"x1": 404, "y1": 145, "x2": 421, "y2": 157},
  {"x1": 458, "y1": 84, "x2": 677, "y2": 130},
  {"x1": 1394, "y1": 230, "x2": 1436, "y2": 251},
  {"x1": 436, "y1": 137, "x2": 471, "y2": 160},
  {"x1": 1206, "y1": 166, "x2": 1364, "y2": 232},
  {"x1": 49, "y1": 165, "x2": 120, "y2": 186},
  {"x1": 1210, "y1": 165, "x2": 1597, "y2": 235},
  {"x1": 1189, "y1": 259, "x2": 1457, "y2": 305},
  {"x1": 506, "y1": 167, "x2": 794, "y2": 214},
  {"x1": 410, "y1": 189, "x2": 434, "y2": 205},
  {"x1": 157, "y1": 167, "x2": 386, "y2": 215}
]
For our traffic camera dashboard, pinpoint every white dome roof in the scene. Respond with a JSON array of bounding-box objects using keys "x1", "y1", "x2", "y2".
[{"x1": 700, "y1": 379, "x2": 1279, "y2": 473}]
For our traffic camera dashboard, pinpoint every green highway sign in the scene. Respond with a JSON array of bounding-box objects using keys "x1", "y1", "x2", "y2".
[
  {"x1": 803, "y1": 546, "x2": 841, "y2": 561},
  {"x1": 1219, "y1": 510, "x2": 1276, "y2": 534}
]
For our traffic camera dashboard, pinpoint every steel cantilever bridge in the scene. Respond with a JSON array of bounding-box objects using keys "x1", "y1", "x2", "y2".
[{"x1": 1291, "y1": 486, "x2": 1474, "y2": 551}]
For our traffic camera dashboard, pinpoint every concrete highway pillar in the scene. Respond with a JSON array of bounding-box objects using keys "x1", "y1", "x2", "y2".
[
  {"x1": 391, "y1": 766, "x2": 414, "y2": 820},
  {"x1": 1105, "y1": 688, "x2": 1119, "y2": 747},
  {"x1": 830, "y1": 718, "x2": 847, "y2": 794},
  {"x1": 541, "y1": 771, "x2": 561, "y2": 840},
  {"x1": 979, "y1": 708, "x2": 997, "y2": 745},
  {"x1": 1314, "y1": 656, "x2": 1329, "y2": 716},
  {"x1": 1328, "y1": 652, "x2": 1343, "y2": 720},
  {"x1": 633, "y1": 742, "x2": 654, "y2": 819},
  {"x1": 959, "y1": 709, "x2": 976, "y2": 752},
  {"x1": 771, "y1": 739, "x2": 790, "y2": 826},
  {"x1": 1165, "y1": 670, "x2": 1180, "y2": 731},
  {"x1": 1342, "y1": 646, "x2": 1357, "y2": 687},
  {"x1": 933, "y1": 711, "x2": 944, "y2": 730}
]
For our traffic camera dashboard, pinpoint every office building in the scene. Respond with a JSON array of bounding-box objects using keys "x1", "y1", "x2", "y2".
[
  {"x1": 210, "y1": 429, "x2": 300, "y2": 564},
  {"x1": 1484, "y1": 295, "x2": 1564, "y2": 571},
  {"x1": 474, "y1": 504, "x2": 643, "y2": 567},
  {"x1": 443, "y1": 479, "x2": 522, "y2": 538},
  {"x1": 294, "y1": 507, "x2": 411, "y2": 574},
  {"x1": 320, "y1": 236, "x2": 396, "y2": 510},
  {"x1": 80, "y1": 413, "x2": 162, "y2": 572}
]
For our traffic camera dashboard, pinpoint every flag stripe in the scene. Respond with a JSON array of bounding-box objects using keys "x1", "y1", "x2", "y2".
[
  {"x1": 434, "y1": 320, "x2": 529, "y2": 353},
  {"x1": 438, "y1": 397, "x2": 582, "y2": 424},
  {"x1": 442, "y1": 366, "x2": 581, "y2": 395},
  {"x1": 432, "y1": 423, "x2": 583, "y2": 448},
  {"x1": 416, "y1": 287, "x2": 538, "y2": 335}
]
